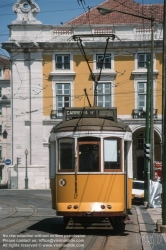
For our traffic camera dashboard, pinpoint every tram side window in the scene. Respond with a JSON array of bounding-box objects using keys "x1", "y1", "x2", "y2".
[
  {"x1": 58, "y1": 138, "x2": 74, "y2": 171},
  {"x1": 104, "y1": 138, "x2": 121, "y2": 171}
]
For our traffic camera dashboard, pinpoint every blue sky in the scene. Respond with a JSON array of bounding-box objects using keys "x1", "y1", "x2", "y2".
[{"x1": 0, "y1": 0, "x2": 164, "y2": 57}]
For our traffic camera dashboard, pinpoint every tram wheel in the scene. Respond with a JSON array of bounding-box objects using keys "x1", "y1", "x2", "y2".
[
  {"x1": 63, "y1": 216, "x2": 70, "y2": 226},
  {"x1": 109, "y1": 216, "x2": 125, "y2": 233}
]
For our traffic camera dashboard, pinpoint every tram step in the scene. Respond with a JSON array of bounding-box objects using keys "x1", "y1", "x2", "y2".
[{"x1": 65, "y1": 218, "x2": 113, "y2": 229}]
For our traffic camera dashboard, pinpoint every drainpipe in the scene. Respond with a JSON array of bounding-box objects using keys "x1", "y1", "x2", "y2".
[{"x1": 28, "y1": 51, "x2": 32, "y2": 164}]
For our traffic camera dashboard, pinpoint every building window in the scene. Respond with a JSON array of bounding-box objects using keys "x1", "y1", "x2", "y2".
[
  {"x1": 56, "y1": 83, "x2": 70, "y2": 117},
  {"x1": 0, "y1": 68, "x2": 2, "y2": 77},
  {"x1": 138, "y1": 82, "x2": 146, "y2": 110},
  {"x1": 137, "y1": 132, "x2": 145, "y2": 149},
  {"x1": 97, "y1": 83, "x2": 111, "y2": 107},
  {"x1": 0, "y1": 88, "x2": 2, "y2": 97},
  {"x1": 0, "y1": 106, "x2": 2, "y2": 115},
  {"x1": 0, "y1": 125, "x2": 2, "y2": 135},
  {"x1": 96, "y1": 54, "x2": 111, "y2": 69},
  {"x1": 55, "y1": 54, "x2": 70, "y2": 69},
  {"x1": 138, "y1": 53, "x2": 150, "y2": 68}
]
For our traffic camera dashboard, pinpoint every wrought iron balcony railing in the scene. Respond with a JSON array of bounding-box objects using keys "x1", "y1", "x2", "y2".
[{"x1": 132, "y1": 109, "x2": 158, "y2": 119}]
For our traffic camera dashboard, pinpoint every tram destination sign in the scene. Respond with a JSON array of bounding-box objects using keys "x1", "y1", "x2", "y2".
[
  {"x1": 63, "y1": 107, "x2": 117, "y2": 122},
  {"x1": 67, "y1": 109, "x2": 96, "y2": 117}
]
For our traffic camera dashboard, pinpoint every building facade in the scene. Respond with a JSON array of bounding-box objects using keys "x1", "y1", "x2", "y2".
[
  {"x1": 0, "y1": 55, "x2": 11, "y2": 186},
  {"x1": 2, "y1": 0, "x2": 163, "y2": 188}
]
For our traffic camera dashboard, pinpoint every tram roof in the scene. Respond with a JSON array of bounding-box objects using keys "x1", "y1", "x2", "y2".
[{"x1": 51, "y1": 117, "x2": 131, "y2": 133}]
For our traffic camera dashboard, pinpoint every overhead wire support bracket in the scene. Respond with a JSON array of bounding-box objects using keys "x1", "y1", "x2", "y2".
[
  {"x1": 84, "y1": 88, "x2": 91, "y2": 107},
  {"x1": 70, "y1": 33, "x2": 118, "y2": 106},
  {"x1": 77, "y1": 0, "x2": 86, "y2": 5},
  {"x1": 70, "y1": 33, "x2": 117, "y2": 83}
]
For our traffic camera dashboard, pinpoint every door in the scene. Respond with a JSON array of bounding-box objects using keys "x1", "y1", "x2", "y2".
[{"x1": 137, "y1": 157, "x2": 144, "y2": 180}]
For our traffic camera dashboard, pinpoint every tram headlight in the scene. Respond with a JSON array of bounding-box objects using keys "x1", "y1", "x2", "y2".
[
  {"x1": 74, "y1": 205, "x2": 78, "y2": 209},
  {"x1": 107, "y1": 205, "x2": 112, "y2": 209},
  {"x1": 101, "y1": 205, "x2": 105, "y2": 209},
  {"x1": 59, "y1": 179, "x2": 67, "y2": 186},
  {"x1": 67, "y1": 205, "x2": 72, "y2": 209}
]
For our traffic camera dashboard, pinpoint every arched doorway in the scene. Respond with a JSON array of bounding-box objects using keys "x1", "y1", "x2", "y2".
[{"x1": 132, "y1": 127, "x2": 161, "y2": 180}]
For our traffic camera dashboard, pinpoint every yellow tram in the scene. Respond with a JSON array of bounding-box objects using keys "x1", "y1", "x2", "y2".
[{"x1": 49, "y1": 107, "x2": 133, "y2": 230}]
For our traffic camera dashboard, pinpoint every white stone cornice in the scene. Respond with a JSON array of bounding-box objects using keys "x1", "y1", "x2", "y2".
[
  {"x1": 50, "y1": 71, "x2": 76, "y2": 76},
  {"x1": 50, "y1": 71, "x2": 76, "y2": 81},
  {"x1": 132, "y1": 69, "x2": 158, "y2": 75},
  {"x1": 93, "y1": 70, "x2": 117, "y2": 77}
]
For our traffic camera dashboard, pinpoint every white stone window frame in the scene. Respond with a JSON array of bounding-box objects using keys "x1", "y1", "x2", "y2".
[
  {"x1": 52, "y1": 53, "x2": 73, "y2": 71},
  {"x1": 134, "y1": 51, "x2": 156, "y2": 71},
  {"x1": 134, "y1": 80, "x2": 147, "y2": 110},
  {"x1": 96, "y1": 81, "x2": 114, "y2": 107},
  {"x1": 137, "y1": 53, "x2": 150, "y2": 68},
  {"x1": 52, "y1": 80, "x2": 74, "y2": 117},
  {"x1": 134, "y1": 77, "x2": 156, "y2": 110},
  {"x1": 93, "y1": 53, "x2": 115, "y2": 72},
  {"x1": 96, "y1": 54, "x2": 112, "y2": 70},
  {"x1": 137, "y1": 82, "x2": 147, "y2": 110}
]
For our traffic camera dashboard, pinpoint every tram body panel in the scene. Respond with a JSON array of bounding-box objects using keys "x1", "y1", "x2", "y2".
[
  {"x1": 127, "y1": 178, "x2": 132, "y2": 209},
  {"x1": 50, "y1": 176, "x2": 132, "y2": 213},
  {"x1": 56, "y1": 174, "x2": 125, "y2": 212}
]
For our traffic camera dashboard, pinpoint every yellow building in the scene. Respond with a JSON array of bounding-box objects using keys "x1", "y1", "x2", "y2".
[{"x1": 2, "y1": 0, "x2": 163, "y2": 188}]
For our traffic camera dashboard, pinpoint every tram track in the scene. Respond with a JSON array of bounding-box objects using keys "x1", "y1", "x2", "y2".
[
  {"x1": 100, "y1": 235, "x2": 109, "y2": 250},
  {"x1": 0, "y1": 201, "x2": 37, "y2": 231},
  {"x1": 0, "y1": 193, "x2": 51, "y2": 202},
  {"x1": 0, "y1": 191, "x2": 142, "y2": 250},
  {"x1": 76, "y1": 234, "x2": 109, "y2": 250},
  {"x1": 0, "y1": 201, "x2": 17, "y2": 218}
]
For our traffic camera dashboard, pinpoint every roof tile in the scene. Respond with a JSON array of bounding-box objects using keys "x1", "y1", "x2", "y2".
[{"x1": 66, "y1": 0, "x2": 163, "y2": 26}]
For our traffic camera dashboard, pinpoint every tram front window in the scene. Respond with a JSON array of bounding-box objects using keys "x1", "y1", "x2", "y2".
[
  {"x1": 104, "y1": 138, "x2": 121, "y2": 171},
  {"x1": 58, "y1": 138, "x2": 74, "y2": 171},
  {"x1": 79, "y1": 143, "x2": 99, "y2": 172}
]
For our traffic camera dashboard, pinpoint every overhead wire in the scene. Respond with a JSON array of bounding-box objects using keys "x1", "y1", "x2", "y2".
[{"x1": 2, "y1": 90, "x2": 163, "y2": 121}]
